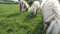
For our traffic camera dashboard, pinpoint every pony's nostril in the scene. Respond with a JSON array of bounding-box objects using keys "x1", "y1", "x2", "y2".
[
  {"x1": 44, "y1": 24, "x2": 47, "y2": 30},
  {"x1": 43, "y1": 22, "x2": 50, "y2": 30}
]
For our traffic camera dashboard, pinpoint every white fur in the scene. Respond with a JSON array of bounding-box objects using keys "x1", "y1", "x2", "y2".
[
  {"x1": 40, "y1": 0, "x2": 56, "y2": 22},
  {"x1": 46, "y1": 19, "x2": 60, "y2": 34},
  {"x1": 29, "y1": 1, "x2": 40, "y2": 16},
  {"x1": 40, "y1": 0, "x2": 60, "y2": 34},
  {"x1": 20, "y1": 0, "x2": 29, "y2": 12},
  {"x1": 32, "y1": 1, "x2": 40, "y2": 10},
  {"x1": 29, "y1": 6, "x2": 36, "y2": 16}
]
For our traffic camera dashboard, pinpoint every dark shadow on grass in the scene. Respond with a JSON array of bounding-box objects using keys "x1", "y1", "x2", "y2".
[
  {"x1": 7, "y1": 13, "x2": 20, "y2": 18},
  {"x1": 27, "y1": 21, "x2": 46, "y2": 34},
  {"x1": 32, "y1": 21, "x2": 46, "y2": 34},
  {"x1": 23, "y1": 15, "x2": 36, "y2": 22}
]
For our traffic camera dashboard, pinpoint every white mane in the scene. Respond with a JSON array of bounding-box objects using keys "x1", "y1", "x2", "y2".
[{"x1": 40, "y1": 0, "x2": 60, "y2": 34}]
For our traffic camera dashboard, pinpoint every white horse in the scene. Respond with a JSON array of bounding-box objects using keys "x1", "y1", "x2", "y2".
[
  {"x1": 29, "y1": 1, "x2": 40, "y2": 17},
  {"x1": 40, "y1": 0, "x2": 60, "y2": 34},
  {"x1": 29, "y1": 6, "x2": 36, "y2": 17},
  {"x1": 19, "y1": 0, "x2": 29, "y2": 13}
]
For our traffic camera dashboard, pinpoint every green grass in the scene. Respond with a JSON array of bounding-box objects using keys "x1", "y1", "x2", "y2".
[{"x1": 0, "y1": 4, "x2": 46, "y2": 34}]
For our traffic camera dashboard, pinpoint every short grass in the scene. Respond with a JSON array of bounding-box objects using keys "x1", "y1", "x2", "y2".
[{"x1": 0, "y1": 4, "x2": 46, "y2": 34}]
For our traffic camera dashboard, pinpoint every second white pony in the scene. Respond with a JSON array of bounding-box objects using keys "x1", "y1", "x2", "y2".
[{"x1": 29, "y1": 1, "x2": 40, "y2": 17}]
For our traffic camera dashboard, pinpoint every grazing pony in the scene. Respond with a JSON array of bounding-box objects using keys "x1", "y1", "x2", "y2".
[
  {"x1": 40, "y1": 0, "x2": 60, "y2": 34},
  {"x1": 29, "y1": 1, "x2": 40, "y2": 17},
  {"x1": 19, "y1": 0, "x2": 29, "y2": 13}
]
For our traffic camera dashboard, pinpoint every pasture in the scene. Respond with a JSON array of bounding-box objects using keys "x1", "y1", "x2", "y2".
[{"x1": 0, "y1": 4, "x2": 45, "y2": 34}]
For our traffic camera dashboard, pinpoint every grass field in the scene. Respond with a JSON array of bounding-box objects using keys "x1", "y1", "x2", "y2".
[{"x1": 0, "y1": 4, "x2": 45, "y2": 34}]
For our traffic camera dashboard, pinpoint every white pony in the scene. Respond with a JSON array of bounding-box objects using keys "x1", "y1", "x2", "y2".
[
  {"x1": 40, "y1": 0, "x2": 60, "y2": 34},
  {"x1": 29, "y1": 6, "x2": 36, "y2": 17},
  {"x1": 19, "y1": 0, "x2": 29, "y2": 13},
  {"x1": 29, "y1": 1, "x2": 40, "y2": 17}
]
